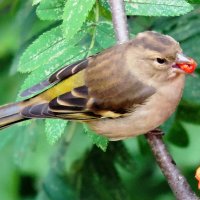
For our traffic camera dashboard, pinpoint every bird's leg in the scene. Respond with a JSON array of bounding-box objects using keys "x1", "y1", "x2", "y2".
[{"x1": 147, "y1": 128, "x2": 165, "y2": 136}]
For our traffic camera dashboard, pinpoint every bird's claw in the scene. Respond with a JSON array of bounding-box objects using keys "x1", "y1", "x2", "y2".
[{"x1": 147, "y1": 128, "x2": 165, "y2": 136}]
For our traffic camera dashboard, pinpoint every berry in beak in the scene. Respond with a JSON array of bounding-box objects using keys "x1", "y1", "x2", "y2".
[{"x1": 175, "y1": 53, "x2": 197, "y2": 74}]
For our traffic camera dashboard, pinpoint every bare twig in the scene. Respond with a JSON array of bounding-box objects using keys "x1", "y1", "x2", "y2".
[
  {"x1": 108, "y1": 0, "x2": 199, "y2": 199},
  {"x1": 108, "y1": 0, "x2": 129, "y2": 43}
]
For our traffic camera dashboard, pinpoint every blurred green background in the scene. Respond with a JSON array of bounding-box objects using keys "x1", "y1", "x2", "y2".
[{"x1": 0, "y1": 0, "x2": 200, "y2": 200}]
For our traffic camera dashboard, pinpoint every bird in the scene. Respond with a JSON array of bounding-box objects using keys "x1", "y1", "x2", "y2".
[{"x1": 0, "y1": 31, "x2": 197, "y2": 141}]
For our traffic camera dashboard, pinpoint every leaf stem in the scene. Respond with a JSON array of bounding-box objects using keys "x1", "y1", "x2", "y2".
[{"x1": 86, "y1": 2, "x2": 100, "y2": 56}]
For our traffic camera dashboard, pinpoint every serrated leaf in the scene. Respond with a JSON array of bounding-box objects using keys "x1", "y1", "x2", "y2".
[
  {"x1": 19, "y1": 25, "x2": 89, "y2": 73},
  {"x1": 62, "y1": 0, "x2": 96, "y2": 41},
  {"x1": 100, "y1": 0, "x2": 193, "y2": 17},
  {"x1": 19, "y1": 25, "x2": 63, "y2": 73},
  {"x1": 17, "y1": 26, "x2": 91, "y2": 100},
  {"x1": 95, "y1": 21, "x2": 116, "y2": 49},
  {"x1": 36, "y1": 0, "x2": 65, "y2": 20},
  {"x1": 45, "y1": 119, "x2": 67, "y2": 144},
  {"x1": 17, "y1": 44, "x2": 89, "y2": 101},
  {"x1": 83, "y1": 124, "x2": 108, "y2": 152},
  {"x1": 125, "y1": 0, "x2": 193, "y2": 16},
  {"x1": 166, "y1": 121, "x2": 189, "y2": 147}
]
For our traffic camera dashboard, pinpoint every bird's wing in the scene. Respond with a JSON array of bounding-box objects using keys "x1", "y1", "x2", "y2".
[
  {"x1": 20, "y1": 59, "x2": 88, "y2": 97},
  {"x1": 84, "y1": 44, "x2": 156, "y2": 115},
  {"x1": 21, "y1": 86, "x2": 99, "y2": 120},
  {"x1": 21, "y1": 44, "x2": 156, "y2": 120}
]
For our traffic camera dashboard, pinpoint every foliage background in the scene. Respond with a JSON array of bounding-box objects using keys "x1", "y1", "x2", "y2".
[{"x1": 0, "y1": 0, "x2": 200, "y2": 199}]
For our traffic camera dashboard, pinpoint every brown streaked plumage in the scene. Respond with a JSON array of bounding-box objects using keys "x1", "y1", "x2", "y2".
[{"x1": 0, "y1": 31, "x2": 197, "y2": 140}]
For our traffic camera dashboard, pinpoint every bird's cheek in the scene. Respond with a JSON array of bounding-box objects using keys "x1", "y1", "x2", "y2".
[
  {"x1": 168, "y1": 67, "x2": 185, "y2": 79},
  {"x1": 168, "y1": 68, "x2": 178, "y2": 79},
  {"x1": 153, "y1": 63, "x2": 167, "y2": 71}
]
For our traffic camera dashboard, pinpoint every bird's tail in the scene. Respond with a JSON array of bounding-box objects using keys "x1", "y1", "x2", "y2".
[{"x1": 0, "y1": 102, "x2": 27, "y2": 129}]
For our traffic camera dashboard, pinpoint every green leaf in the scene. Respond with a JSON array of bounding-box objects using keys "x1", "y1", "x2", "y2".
[
  {"x1": 19, "y1": 25, "x2": 88, "y2": 73},
  {"x1": 99, "y1": 0, "x2": 110, "y2": 13},
  {"x1": 17, "y1": 26, "x2": 90, "y2": 100},
  {"x1": 62, "y1": 0, "x2": 96, "y2": 41},
  {"x1": 36, "y1": 0, "x2": 65, "y2": 20},
  {"x1": 100, "y1": 0, "x2": 193, "y2": 16},
  {"x1": 18, "y1": 45, "x2": 86, "y2": 100},
  {"x1": 19, "y1": 25, "x2": 64, "y2": 73},
  {"x1": 45, "y1": 119, "x2": 67, "y2": 144},
  {"x1": 0, "y1": 128, "x2": 15, "y2": 151},
  {"x1": 187, "y1": 0, "x2": 200, "y2": 3},
  {"x1": 32, "y1": 0, "x2": 42, "y2": 6},
  {"x1": 181, "y1": 34, "x2": 200, "y2": 64},
  {"x1": 177, "y1": 105, "x2": 200, "y2": 124},
  {"x1": 14, "y1": 122, "x2": 41, "y2": 166},
  {"x1": 166, "y1": 121, "x2": 189, "y2": 147},
  {"x1": 167, "y1": 15, "x2": 200, "y2": 42},
  {"x1": 161, "y1": 112, "x2": 176, "y2": 134},
  {"x1": 37, "y1": 160, "x2": 76, "y2": 200},
  {"x1": 95, "y1": 21, "x2": 116, "y2": 49},
  {"x1": 76, "y1": 142, "x2": 129, "y2": 199},
  {"x1": 125, "y1": 0, "x2": 193, "y2": 16},
  {"x1": 83, "y1": 124, "x2": 109, "y2": 152},
  {"x1": 137, "y1": 135, "x2": 149, "y2": 155},
  {"x1": 182, "y1": 75, "x2": 200, "y2": 106}
]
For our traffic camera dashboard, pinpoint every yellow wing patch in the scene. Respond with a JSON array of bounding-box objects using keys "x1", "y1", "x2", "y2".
[{"x1": 39, "y1": 70, "x2": 85, "y2": 101}]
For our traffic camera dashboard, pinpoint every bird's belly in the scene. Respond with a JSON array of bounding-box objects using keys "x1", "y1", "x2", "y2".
[
  {"x1": 89, "y1": 75, "x2": 185, "y2": 141},
  {"x1": 90, "y1": 94, "x2": 177, "y2": 140},
  {"x1": 126, "y1": 92, "x2": 178, "y2": 135}
]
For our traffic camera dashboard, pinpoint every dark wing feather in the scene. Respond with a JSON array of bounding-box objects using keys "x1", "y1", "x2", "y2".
[
  {"x1": 49, "y1": 59, "x2": 88, "y2": 83},
  {"x1": 21, "y1": 86, "x2": 99, "y2": 120},
  {"x1": 49, "y1": 86, "x2": 88, "y2": 112},
  {"x1": 20, "y1": 59, "x2": 88, "y2": 97},
  {"x1": 21, "y1": 103, "x2": 54, "y2": 118}
]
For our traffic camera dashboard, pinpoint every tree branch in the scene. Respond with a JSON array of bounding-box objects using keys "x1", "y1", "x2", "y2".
[
  {"x1": 146, "y1": 132, "x2": 199, "y2": 200},
  {"x1": 108, "y1": 0, "x2": 129, "y2": 43},
  {"x1": 108, "y1": 0, "x2": 199, "y2": 199}
]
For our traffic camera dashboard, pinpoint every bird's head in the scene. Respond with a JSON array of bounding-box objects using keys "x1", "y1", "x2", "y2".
[{"x1": 127, "y1": 31, "x2": 197, "y2": 83}]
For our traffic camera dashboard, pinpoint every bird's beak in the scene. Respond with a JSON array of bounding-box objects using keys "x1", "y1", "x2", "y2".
[{"x1": 173, "y1": 53, "x2": 197, "y2": 74}]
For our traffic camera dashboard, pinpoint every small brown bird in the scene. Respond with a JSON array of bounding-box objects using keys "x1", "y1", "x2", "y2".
[{"x1": 0, "y1": 31, "x2": 197, "y2": 140}]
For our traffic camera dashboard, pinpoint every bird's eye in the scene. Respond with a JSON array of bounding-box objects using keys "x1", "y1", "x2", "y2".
[{"x1": 156, "y1": 58, "x2": 166, "y2": 64}]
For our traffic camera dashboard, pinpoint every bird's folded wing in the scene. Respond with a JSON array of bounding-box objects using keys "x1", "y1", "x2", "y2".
[
  {"x1": 22, "y1": 45, "x2": 156, "y2": 120},
  {"x1": 21, "y1": 86, "x2": 100, "y2": 120},
  {"x1": 84, "y1": 45, "x2": 157, "y2": 115},
  {"x1": 20, "y1": 45, "x2": 156, "y2": 121}
]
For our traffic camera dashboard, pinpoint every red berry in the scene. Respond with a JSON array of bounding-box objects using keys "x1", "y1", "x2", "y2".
[{"x1": 177, "y1": 58, "x2": 197, "y2": 74}]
